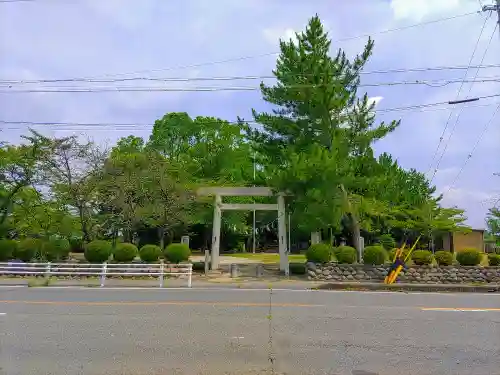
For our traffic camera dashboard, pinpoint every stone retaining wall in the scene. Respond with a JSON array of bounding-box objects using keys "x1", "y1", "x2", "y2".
[{"x1": 306, "y1": 262, "x2": 500, "y2": 284}]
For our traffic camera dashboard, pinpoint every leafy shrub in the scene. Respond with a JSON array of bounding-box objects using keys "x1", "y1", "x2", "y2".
[
  {"x1": 456, "y1": 248, "x2": 482, "y2": 266},
  {"x1": 0, "y1": 239, "x2": 17, "y2": 261},
  {"x1": 377, "y1": 234, "x2": 395, "y2": 250},
  {"x1": 14, "y1": 238, "x2": 42, "y2": 262},
  {"x1": 336, "y1": 245, "x2": 357, "y2": 264},
  {"x1": 434, "y1": 251, "x2": 454, "y2": 266},
  {"x1": 411, "y1": 250, "x2": 434, "y2": 265},
  {"x1": 113, "y1": 242, "x2": 138, "y2": 262},
  {"x1": 164, "y1": 243, "x2": 191, "y2": 263},
  {"x1": 84, "y1": 240, "x2": 112, "y2": 263},
  {"x1": 42, "y1": 238, "x2": 71, "y2": 261},
  {"x1": 488, "y1": 253, "x2": 500, "y2": 266},
  {"x1": 69, "y1": 238, "x2": 84, "y2": 253},
  {"x1": 363, "y1": 245, "x2": 388, "y2": 265},
  {"x1": 289, "y1": 262, "x2": 306, "y2": 275},
  {"x1": 139, "y1": 244, "x2": 162, "y2": 262},
  {"x1": 306, "y1": 243, "x2": 333, "y2": 263}
]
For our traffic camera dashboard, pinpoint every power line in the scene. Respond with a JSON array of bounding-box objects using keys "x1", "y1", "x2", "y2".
[
  {"x1": 4, "y1": 63, "x2": 500, "y2": 85},
  {"x1": 430, "y1": 19, "x2": 498, "y2": 184},
  {"x1": 444, "y1": 102, "x2": 500, "y2": 194},
  {"x1": 427, "y1": 12, "x2": 492, "y2": 182},
  {"x1": 0, "y1": 10, "x2": 480, "y2": 82},
  {"x1": 3, "y1": 95, "x2": 500, "y2": 130},
  {"x1": 2, "y1": 76, "x2": 500, "y2": 93}
]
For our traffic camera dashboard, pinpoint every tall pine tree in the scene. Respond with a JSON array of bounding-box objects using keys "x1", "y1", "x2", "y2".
[{"x1": 251, "y1": 15, "x2": 399, "y2": 255}]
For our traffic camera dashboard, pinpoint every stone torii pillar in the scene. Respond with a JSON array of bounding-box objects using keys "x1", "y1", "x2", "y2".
[{"x1": 197, "y1": 187, "x2": 288, "y2": 272}]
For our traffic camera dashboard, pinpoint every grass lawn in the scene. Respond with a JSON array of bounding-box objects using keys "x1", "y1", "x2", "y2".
[{"x1": 225, "y1": 252, "x2": 306, "y2": 264}]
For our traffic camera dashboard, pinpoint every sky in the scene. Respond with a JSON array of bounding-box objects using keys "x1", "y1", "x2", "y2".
[{"x1": 1, "y1": 0, "x2": 499, "y2": 229}]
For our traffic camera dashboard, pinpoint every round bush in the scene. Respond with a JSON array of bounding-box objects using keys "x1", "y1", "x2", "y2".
[
  {"x1": 0, "y1": 239, "x2": 17, "y2": 261},
  {"x1": 113, "y1": 242, "x2": 138, "y2": 262},
  {"x1": 306, "y1": 243, "x2": 333, "y2": 263},
  {"x1": 488, "y1": 253, "x2": 500, "y2": 266},
  {"x1": 434, "y1": 250, "x2": 453, "y2": 266},
  {"x1": 363, "y1": 245, "x2": 388, "y2": 265},
  {"x1": 164, "y1": 243, "x2": 191, "y2": 264},
  {"x1": 42, "y1": 238, "x2": 70, "y2": 261},
  {"x1": 84, "y1": 240, "x2": 112, "y2": 263},
  {"x1": 336, "y1": 245, "x2": 357, "y2": 264},
  {"x1": 139, "y1": 244, "x2": 162, "y2": 263},
  {"x1": 456, "y1": 248, "x2": 482, "y2": 266},
  {"x1": 191, "y1": 261, "x2": 206, "y2": 272},
  {"x1": 377, "y1": 234, "x2": 396, "y2": 250},
  {"x1": 411, "y1": 250, "x2": 434, "y2": 265},
  {"x1": 14, "y1": 238, "x2": 42, "y2": 262}
]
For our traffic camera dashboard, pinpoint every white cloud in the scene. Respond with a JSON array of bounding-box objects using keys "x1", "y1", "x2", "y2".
[
  {"x1": 390, "y1": 0, "x2": 463, "y2": 22},
  {"x1": 262, "y1": 27, "x2": 298, "y2": 45}
]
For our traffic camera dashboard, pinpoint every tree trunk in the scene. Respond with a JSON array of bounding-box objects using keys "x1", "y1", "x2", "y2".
[
  {"x1": 158, "y1": 227, "x2": 165, "y2": 249},
  {"x1": 349, "y1": 213, "x2": 362, "y2": 262}
]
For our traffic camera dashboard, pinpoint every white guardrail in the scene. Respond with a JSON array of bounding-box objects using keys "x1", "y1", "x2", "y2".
[{"x1": 0, "y1": 262, "x2": 193, "y2": 288}]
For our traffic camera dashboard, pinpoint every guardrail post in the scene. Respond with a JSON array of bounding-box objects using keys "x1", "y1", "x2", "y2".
[
  {"x1": 159, "y1": 261, "x2": 164, "y2": 288},
  {"x1": 45, "y1": 262, "x2": 52, "y2": 279},
  {"x1": 187, "y1": 264, "x2": 192, "y2": 288},
  {"x1": 100, "y1": 262, "x2": 107, "y2": 287}
]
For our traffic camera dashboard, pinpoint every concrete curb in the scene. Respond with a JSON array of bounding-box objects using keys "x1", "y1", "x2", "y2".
[{"x1": 316, "y1": 282, "x2": 500, "y2": 293}]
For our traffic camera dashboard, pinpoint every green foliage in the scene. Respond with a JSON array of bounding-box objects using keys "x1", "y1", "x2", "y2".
[
  {"x1": 164, "y1": 243, "x2": 191, "y2": 264},
  {"x1": 14, "y1": 238, "x2": 42, "y2": 262},
  {"x1": 139, "y1": 244, "x2": 162, "y2": 263},
  {"x1": 113, "y1": 242, "x2": 138, "y2": 263},
  {"x1": 84, "y1": 240, "x2": 112, "y2": 263},
  {"x1": 488, "y1": 253, "x2": 500, "y2": 266},
  {"x1": 363, "y1": 245, "x2": 388, "y2": 265},
  {"x1": 289, "y1": 262, "x2": 306, "y2": 275},
  {"x1": 486, "y1": 207, "x2": 500, "y2": 245},
  {"x1": 42, "y1": 238, "x2": 70, "y2": 261},
  {"x1": 377, "y1": 234, "x2": 395, "y2": 250},
  {"x1": 434, "y1": 250, "x2": 454, "y2": 266},
  {"x1": 456, "y1": 248, "x2": 482, "y2": 266},
  {"x1": 69, "y1": 238, "x2": 84, "y2": 253},
  {"x1": 411, "y1": 250, "x2": 434, "y2": 265},
  {"x1": 0, "y1": 239, "x2": 17, "y2": 261},
  {"x1": 306, "y1": 243, "x2": 333, "y2": 263},
  {"x1": 335, "y1": 246, "x2": 357, "y2": 264}
]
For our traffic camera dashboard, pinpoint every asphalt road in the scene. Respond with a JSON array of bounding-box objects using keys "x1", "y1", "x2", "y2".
[{"x1": 0, "y1": 287, "x2": 499, "y2": 375}]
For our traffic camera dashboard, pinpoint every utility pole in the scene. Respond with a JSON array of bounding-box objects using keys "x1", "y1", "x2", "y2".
[
  {"x1": 482, "y1": 1, "x2": 500, "y2": 37},
  {"x1": 252, "y1": 152, "x2": 256, "y2": 254}
]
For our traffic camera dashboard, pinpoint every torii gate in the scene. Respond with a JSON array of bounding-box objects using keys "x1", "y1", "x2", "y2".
[{"x1": 197, "y1": 187, "x2": 288, "y2": 272}]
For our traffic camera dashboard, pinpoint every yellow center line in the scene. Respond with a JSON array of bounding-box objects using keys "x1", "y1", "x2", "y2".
[
  {"x1": 0, "y1": 300, "x2": 323, "y2": 308},
  {"x1": 421, "y1": 307, "x2": 500, "y2": 312}
]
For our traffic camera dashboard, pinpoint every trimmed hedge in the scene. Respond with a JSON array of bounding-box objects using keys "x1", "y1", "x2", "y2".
[
  {"x1": 363, "y1": 245, "x2": 388, "y2": 265},
  {"x1": 306, "y1": 243, "x2": 333, "y2": 263},
  {"x1": 164, "y1": 243, "x2": 191, "y2": 263},
  {"x1": 335, "y1": 246, "x2": 357, "y2": 264},
  {"x1": 113, "y1": 242, "x2": 138, "y2": 262},
  {"x1": 14, "y1": 238, "x2": 42, "y2": 262},
  {"x1": 191, "y1": 261, "x2": 206, "y2": 272},
  {"x1": 434, "y1": 250, "x2": 454, "y2": 266},
  {"x1": 456, "y1": 248, "x2": 482, "y2": 266},
  {"x1": 84, "y1": 240, "x2": 112, "y2": 263},
  {"x1": 488, "y1": 253, "x2": 500, "y2": 266},
  {"x1": 139, "y1": 244, "x2": 162, "y2": 262},
  {"x1": 42, "y1": 238, "x2": 71, "y2": 261},
  {"x1": 411, "y1": 250, "x2": 434, "y2": 265},
  {"x1": 0, "y1": 239, "x2": 17, "y2": 261}
]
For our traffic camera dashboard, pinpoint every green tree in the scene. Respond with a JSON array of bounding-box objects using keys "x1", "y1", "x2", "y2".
[
  {"x1": 486, "y1": 206, "x2": 500, "y2": 245},
  {"x1": 250, "y1": 15, "x2": 398, "y2": 257}
]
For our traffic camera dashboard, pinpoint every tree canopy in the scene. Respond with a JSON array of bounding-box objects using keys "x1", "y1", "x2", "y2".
[{"x1": 0, "y1": 15, "x2": 470, "y2": 256}]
